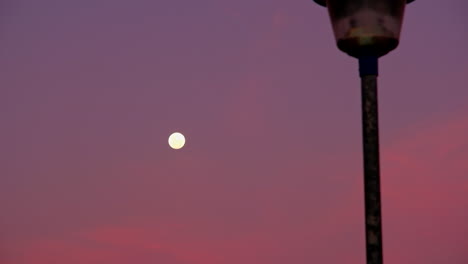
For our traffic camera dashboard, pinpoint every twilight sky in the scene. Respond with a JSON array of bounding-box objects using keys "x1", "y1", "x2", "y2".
[{"x1": 1, "y1": 0, "x2": 468, "y2": 263}]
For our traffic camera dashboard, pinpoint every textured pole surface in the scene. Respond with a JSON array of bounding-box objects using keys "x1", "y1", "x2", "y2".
[{"x1": 361, "y1": 72, "x2": 383, "y2": 264}]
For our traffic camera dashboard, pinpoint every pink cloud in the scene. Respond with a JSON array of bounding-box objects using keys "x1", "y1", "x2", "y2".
[
  {"x1": 380, "y1": 113, "x2": 468, "y2": 263},
  {"x1": 19, "y1": 239, "x2": 118, "y2": 264},
  {"x1": 79, "y1": 226, "x2": 162, "y2": 250},
  {"x1": 15, "y1": 226, "x2": 191, "y2": 264}
]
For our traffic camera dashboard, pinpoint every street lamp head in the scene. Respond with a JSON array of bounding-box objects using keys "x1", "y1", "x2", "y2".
[
  {"x1": 314, "y1": 0, "x2": 415, "y2": 58},
  {"x1": 313, "y1": 0, "x2": 414, "y2": 7}
]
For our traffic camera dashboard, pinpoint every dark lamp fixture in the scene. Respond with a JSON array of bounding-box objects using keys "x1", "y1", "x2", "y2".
[{"x1": 314, "y1": 0, "x2": 415, "y2": 58}]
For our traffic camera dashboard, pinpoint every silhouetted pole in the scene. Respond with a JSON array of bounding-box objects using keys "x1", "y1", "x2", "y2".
[
  {"x1": 359, "y1": 56, "x2": 382, "y2": 264},
  {"x1": 311, "y1": 1, "x2": 415, "y2": 263}
]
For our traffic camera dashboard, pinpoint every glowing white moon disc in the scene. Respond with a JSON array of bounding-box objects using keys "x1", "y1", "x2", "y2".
[{"x1": 168, "y1": 132, "x2": 185, "y2": 149}]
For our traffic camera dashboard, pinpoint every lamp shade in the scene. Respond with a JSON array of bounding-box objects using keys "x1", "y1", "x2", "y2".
[
  {"x1": 315, "y1": 0, "x2": 412, "y2": 58},
  {"x1": 313, "y1": 0, "x2": 414, "y2": 7}
]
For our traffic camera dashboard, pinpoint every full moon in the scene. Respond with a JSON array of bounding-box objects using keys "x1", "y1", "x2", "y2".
[{"x1": 168, "y1": 132, "x2": 186, "y2": 149}]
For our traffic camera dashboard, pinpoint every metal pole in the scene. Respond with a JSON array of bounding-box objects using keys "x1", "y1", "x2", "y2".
[{"x1": 359, "y1": 56, "x2": 383, "y2": 264}]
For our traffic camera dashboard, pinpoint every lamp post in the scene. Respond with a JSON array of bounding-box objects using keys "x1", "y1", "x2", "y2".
[{"x1": 312, "y1": 1, "x2": 414, "y2": 264}]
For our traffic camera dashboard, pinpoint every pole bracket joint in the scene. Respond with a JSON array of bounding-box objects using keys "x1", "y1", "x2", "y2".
[{"x1": 359, "y1": 56, "x2": 379, "y2": 77}]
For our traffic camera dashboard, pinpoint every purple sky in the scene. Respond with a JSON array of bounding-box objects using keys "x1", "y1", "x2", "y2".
[{"x1": 2, "y1": 0, "x2": 468, "y2": 263}]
